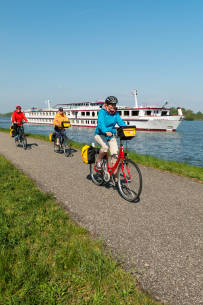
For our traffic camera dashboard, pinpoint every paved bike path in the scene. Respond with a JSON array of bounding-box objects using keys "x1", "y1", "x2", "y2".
[{"x1": 0, "y1": 132, "x2": 202, "y2": 305}]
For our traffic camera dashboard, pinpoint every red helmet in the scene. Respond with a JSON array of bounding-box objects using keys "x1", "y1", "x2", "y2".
[{"x1": 16, "y1": 106, "x2": 21, "y2": 110}]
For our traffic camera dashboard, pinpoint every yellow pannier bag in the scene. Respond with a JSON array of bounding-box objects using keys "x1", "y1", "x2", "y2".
[
  {"x1": 49, "y1": 132, "x2": 56, "y2": 142},
  {"x1": 82, "y1": 145, "x2": 90, "y2": 164},
  {"x1": 9, "y1": 125, "x2": 15, "y2": 137},
  {"x1": 82, "y1": 145, "x2": 96, "y2": 164}
]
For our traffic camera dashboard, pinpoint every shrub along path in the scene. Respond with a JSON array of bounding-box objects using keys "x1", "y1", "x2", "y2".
[{"x1": 0, "y1": 131, "x2": 202, "y2": 305}]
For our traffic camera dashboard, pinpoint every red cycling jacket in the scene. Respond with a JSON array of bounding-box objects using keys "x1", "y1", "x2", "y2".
[{"x1": 12, "y1": 111, "x2": 28, "y2": 126}]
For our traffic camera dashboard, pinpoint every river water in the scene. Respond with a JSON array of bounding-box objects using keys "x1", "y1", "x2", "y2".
[{"x1": 1, "y1": 117, "x2": 202, "y2": 168}]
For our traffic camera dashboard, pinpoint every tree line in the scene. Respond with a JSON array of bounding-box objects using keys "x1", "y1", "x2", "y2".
[
  {"x1": 170, "y1": 108, "x2": 203, "y2": 120},
  {"x1": 0, "y1": 112, "x2": 12, "y2": 117}
]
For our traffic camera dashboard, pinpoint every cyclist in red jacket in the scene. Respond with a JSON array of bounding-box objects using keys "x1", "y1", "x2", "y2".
[{"x1": 12, "y1": 106, "x2": 28, "y2": 136}]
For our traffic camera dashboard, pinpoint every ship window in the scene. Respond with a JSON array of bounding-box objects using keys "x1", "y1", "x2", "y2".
[
  {"x1": 81, "y1": 120, "x2": 84, "y2": 124},
  {"x1": 68, "y1": 112, "x2": 70, "y2": 115},
  {"x1": 81, "y1": 112, "x2": 85, "y2": 116},
  {"x1": 92, "y1": 112, "x2": 95, "y2": 117},
  {"x1": 127, "y1": 121, "x2": 130, "y2": 125},
  {"x1": 118, "y1": 111, "x2": 122, "y2": 115},
  {"x1": 124, "y1": 111, "x2": 129, "y2": 116},
  {"x1": 76, "y1": 120, "x2": 79, "y2": 123},
  {"x1": 86, "y1": 112, "x2": 90, "y2": 116},
  {"x1": 145, "y1": 111, "x2": 151, "y2": 115},
  {"x1": 161, "y1": 111, "x2": 167, "y2": 116},
  {"x1": 132, "y1": 111, "x2": 139, "y2": 116}
]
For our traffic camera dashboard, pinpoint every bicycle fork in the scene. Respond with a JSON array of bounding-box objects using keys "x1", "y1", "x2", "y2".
[{"x1": 121, "y1": 160, "x2": 132, "y2": 183}]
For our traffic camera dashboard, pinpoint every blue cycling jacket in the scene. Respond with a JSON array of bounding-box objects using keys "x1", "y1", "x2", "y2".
[{"x1": 95, "y1": 108, "x2": 126, "y2": 141}]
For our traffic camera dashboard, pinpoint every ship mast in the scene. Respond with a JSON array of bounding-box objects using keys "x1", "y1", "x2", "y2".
[
  {"x1": 131, "y1": 89, "x2": 138, "y2": 108},
  {"x1": 46, "y1": 99, "x2": 51, "y2": 110}
]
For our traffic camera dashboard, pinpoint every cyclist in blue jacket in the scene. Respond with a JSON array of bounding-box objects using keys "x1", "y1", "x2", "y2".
[{"x1": 95, "y1": 96, "x2": 126, "y2": 175}]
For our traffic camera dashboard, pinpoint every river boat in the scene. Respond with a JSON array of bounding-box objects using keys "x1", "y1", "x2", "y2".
[{"x1": 24, "y1": 91, "x2": 184, "y2": 132}]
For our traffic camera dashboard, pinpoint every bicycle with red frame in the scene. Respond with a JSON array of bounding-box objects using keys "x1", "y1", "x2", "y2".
[{"x1": 90, "y1": 126, "x2": 142, "y2": 202}]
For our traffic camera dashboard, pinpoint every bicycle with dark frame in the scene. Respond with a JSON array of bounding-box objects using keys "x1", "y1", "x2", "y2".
[
  {"x1": 14, "y1": 122, "x2": 27, "y2": 150},
  {"x1": 53, "y1": 121, "x2": 73, "y2": 157}
]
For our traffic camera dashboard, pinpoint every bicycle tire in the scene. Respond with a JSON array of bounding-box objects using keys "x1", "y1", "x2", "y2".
[
  {"x1": 90, "y1": 151, "x2": 104, "y2": 186},
  {"x1": 15, "y1": 137, "x2": 19, "y2": 147},
  {"x1": 117, "y1": 159, "x2": 142, "y2": 202},
  {"x1": 64, "y1": 136, "x2": 73, "y2": 157},
  {"x1": 54, "y1": 138, "x2": 60, "y2": 152},
  {"x1": 22, "y1": 136, "x2": 27, "y2": 150}
]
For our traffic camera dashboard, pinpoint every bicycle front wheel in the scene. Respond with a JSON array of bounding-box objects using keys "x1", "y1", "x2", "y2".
[
  {"x1": 54, "y1": 139, "x2": 59, "y2": 152},
  {"x1": 22, "y1": 136, "x2": 27, "y2": 150},
  {"x1": 15, "y1": 137, "x2": 19, "y2": 147},
  {"x1": 117, "y1": 159, "x2": 142, "y2": 202},
  {"x1": 64, "y1": 136, "x2": 72, "y2": 157}
]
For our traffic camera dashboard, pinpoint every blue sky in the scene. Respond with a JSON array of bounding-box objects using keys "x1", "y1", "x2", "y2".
[{"x1": 0, "y1": 0, "x2": 202, "y2": 112}]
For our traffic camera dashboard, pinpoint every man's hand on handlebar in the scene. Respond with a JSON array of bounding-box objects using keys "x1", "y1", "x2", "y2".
[{"x1": 106, "y1": 132, "x2": 113, "y2": 137}]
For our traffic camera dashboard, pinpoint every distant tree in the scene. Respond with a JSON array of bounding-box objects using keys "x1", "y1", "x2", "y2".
[
  {"x1": 169, "y1": 108, "x2": 203, "y2": 120},
  {"x1": 0, "y1": 112, "x2": 12, "y2": 117}
]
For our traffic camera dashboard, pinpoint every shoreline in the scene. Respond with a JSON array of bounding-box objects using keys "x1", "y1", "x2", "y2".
[{"x1": 1, "y1": 127, "x2": 202, "y2": 182}]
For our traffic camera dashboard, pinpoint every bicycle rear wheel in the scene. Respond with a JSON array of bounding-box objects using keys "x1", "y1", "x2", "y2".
[
  {"x1": 90, "y1": 150, "x2": 104, "y2": 186},
  {"x1": 117, "y1": 159, "x2": 142, "y2": 202}
]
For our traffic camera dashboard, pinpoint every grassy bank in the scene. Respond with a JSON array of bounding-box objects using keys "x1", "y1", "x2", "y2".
[
  {"x1": 0, "y1": 127, "x2": 202, "y2": 181},
  {"x1": 0, "y1": 155, "x2": 158, "y2": 305}
]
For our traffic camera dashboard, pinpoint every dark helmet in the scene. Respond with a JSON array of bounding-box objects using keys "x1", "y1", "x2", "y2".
[
  {"x1": 105, "y1": 96, "x2": 118, "y2": 105},
  {"x1": 16, "y1": 106, "x2": 21, "y2": 110},
  {"x1": 58, "y1": 107, "x2": 63, "y2": 111}
]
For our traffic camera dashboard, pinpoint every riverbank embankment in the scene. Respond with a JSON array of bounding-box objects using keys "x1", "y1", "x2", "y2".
[{"x1": 0, "y1": 131, "x2": 202, "y2": 305}]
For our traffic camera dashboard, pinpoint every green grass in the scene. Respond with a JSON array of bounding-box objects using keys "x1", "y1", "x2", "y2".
[
  {"x1": 0, "y1": 155, "x2": 158, "y2": 305},
  {"x1": 0, "y1": 127, "x2": 202, "y2": 181},
  {"x1": 128, "y1": 151, "x2": 203, "y2": 182}
]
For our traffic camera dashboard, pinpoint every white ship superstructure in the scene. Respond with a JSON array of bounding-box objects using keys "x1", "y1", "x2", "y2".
[{"x1": 24, "y1": 92, "x2": 184, "y2": 132}]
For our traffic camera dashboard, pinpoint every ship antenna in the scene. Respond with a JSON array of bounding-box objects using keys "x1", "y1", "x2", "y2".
[{"x1": 131, "y1": 89, "x2": 138, "y2": 108}]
